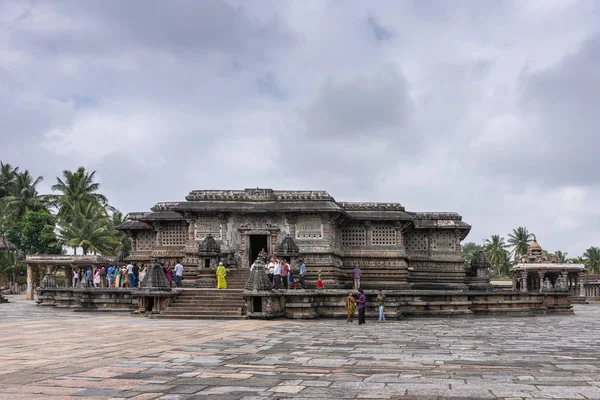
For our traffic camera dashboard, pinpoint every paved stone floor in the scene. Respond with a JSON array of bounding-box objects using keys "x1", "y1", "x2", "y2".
[{"x1": 2, "y1": 296, "x2": 600, "y2": 400}]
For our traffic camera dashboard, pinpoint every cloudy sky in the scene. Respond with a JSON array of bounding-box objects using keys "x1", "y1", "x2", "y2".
[{"x1": 1, "y1": 0, "x2": 599, "y2": 256}]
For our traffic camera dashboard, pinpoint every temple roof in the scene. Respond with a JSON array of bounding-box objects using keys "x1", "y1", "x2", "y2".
[
  {"x1": 161, "y1": 201, "x2": 342, "y2": 213},
  {"x1": 25, "y1": 254, "x2": 118, "y2": 265},
  {"x1": 138, "y1": 211, "x2": 184, "y2": 222},
  {"x1": 198, "y1": 234, "x2": 220, "y2": 254},
  {"x1": 277, "y1": 235, "x2": 300, "y2": 255},
  {"x1": 115, "y1": 220, "x2": 153, "y2": 231}
]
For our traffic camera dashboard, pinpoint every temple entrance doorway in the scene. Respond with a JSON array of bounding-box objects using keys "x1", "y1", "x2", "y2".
[{"x1": 249, "y1": 234, "x2": 269, "y2": 264}]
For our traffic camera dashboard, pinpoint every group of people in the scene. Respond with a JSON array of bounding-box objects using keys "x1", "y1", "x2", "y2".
[
  {"x1": 345, "y1": 289, "x2": 387, "y2": 324},
  {"x1": 72, "y1": 260, "x2": 185, "y2": 289},
  {"x1": 251, "y1": 250, "x2": 308, "y2": 290}
]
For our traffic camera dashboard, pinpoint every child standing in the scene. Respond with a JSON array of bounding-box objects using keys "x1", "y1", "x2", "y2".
[{"x1": 377, "y1": 289, "x2": 386, "y2": 322}]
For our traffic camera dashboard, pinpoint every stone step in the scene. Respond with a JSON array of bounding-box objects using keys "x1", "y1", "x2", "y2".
[
  {"x1": 160, "y1": 311, "x2": 243, "y2": 316},
  {"x1": 153, "y1": 314, "x2": 247, "y2": 320},
  {"x1": 167, "y1": 304, "x2": 242, "y2": 310}
]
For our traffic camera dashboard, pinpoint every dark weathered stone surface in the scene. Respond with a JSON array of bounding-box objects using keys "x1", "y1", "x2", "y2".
[{"x1": 3, "y1": 295, "x2": 600, "y2": 399}]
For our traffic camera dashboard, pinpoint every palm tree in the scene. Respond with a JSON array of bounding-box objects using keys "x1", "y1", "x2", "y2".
[
  {"x1": 570, "y1": 256, "x2": 585, "y2": 265},
  {"x1": 583, "y1": 247, "x2": 600, "y2": 274},
  {"x1": 3, "y1": 170, "x2": 49, "y2": 218},
  {"x1": 485, "y1": 235, "x2": 509, "y2": 277},
  {"x1": 508, "y1": 226, "x2": 533, "y2": 256},
  {"x1": 51, "y1": 167, "x2": 110, "y2": 221},
  {"x1": 109, "y1": 209, "x2": 131, "y2": 257},
  {"x1": 555, "y1": 251, "x2": 568, "y2": 263},
  {"x1": 0, "y1": 162, "x2": 19, "y2": 199},
  {"x1": 56, "y1": 201, "x2": 119, "y2": 255}
]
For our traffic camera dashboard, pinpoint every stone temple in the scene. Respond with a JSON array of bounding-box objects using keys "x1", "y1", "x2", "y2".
[{"x1": 117, "y1": 188, "x2": 472, "y2": 290}]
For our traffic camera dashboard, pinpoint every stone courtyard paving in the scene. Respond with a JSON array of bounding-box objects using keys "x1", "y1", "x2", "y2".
[{"x1": 2, "y1": 296, "x2": 600, "y2": 400}]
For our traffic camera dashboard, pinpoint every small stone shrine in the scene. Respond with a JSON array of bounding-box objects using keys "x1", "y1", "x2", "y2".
[
  {"x1": 243, "y1": 259, "x2": 285, "y2": 319},
  {"x1": 138, "y1": 259, "x2": 177, "y2": 315},
  {"x1": 511, "y1": 236, "x2": 585, "y2": 296}
]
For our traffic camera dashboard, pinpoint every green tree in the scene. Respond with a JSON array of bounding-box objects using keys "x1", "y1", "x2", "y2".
[
  {"x1": 6, "y1": 210, "x2": 62, "y2": 255},
  {"x1": 583, "y1": 247, "x2": 600, "y2": 274},
  {"x1": 56, "y1": 201, "x2": 119, "y2": 255},
  {"x1": 508, "y1": 226, "x2": 533, "y2": 256},
  {"x1": 485, "y1": 235, "x2": 510, "y2": 278},
  {"x1": 109, "y1": 210, "x2": 131, "y2": 257},
  {"x1": 0, "y1": 162, "x2": 19, "y2": 199},
  {"x1": 3, "y1": 170, "x2": 49, "y2": 218},
  {"x1": 51, "y1": 167, "x2": 110, "y2": 221},
  {"x1": 555, "y1": 251, "x2": 568, "y2": 263},
  {"x1": 570, "y1": 256, "x2": 585, "y2": 265}
]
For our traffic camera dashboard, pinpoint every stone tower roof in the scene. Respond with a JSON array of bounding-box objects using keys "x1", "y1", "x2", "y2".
[
  {"x1": 198, "y1": 234, "x2": 220, "y2": 254},
  {"x1": 276, "y1": 235, "x2": 299, "y2": 256},
  {"x1": 245, "y1": 259, "x2": 273, "y2": 291}
]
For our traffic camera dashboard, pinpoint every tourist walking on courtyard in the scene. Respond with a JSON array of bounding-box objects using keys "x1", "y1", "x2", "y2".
[
  {"x1": 273, "y1": 259, "x2": 283, "y2": 289},
  {"x1": 216, "y1": 262, "x2": 227, "y2": 289},
  {"x1": 317, "y1": 271, "x2": 324, "y2": 289},
  {"x1": 345, "y1": 291, "x2": 356, "y2": 323},
  {"x1": 353, "y1": 267, "x2": 361, "y2": 290},
  {"x1": 377, "y1": 289, "x2": 386, "y2": 322},
  {"x1": 357, "y1": 289, "x2": 367, "y2": 325},
  {"x1": 298, "y1": 259, "x2": 306, "y2": 288},
  {"x1": 72, "y1": 269, "x2": 79, "y2": 288},
  {"x1": 281, "y1": 260, "x2": 289, "y2": 289},
  {"x1": 174, "y1": 260, "x2": 184, "y2": 288}
]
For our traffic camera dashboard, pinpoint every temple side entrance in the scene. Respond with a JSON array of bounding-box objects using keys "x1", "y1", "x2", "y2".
[{"x1": 249, "y1": 234, "x2": 269, "y2": 264}]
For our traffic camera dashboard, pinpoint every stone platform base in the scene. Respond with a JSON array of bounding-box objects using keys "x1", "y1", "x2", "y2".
[
  {"x1": 280, "y1": 289, "x2": 573, "y2": 319},
  {"x1": 36, "y1": 288, "x2": 139, "y2": 311}
]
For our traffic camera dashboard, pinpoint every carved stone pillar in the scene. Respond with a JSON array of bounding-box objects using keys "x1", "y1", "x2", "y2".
[
  {"x1": 65, "y1": 266, "x2": 73, "y2": 288},
  {"x1": 186, "y1": 219, "x2": 196, "y2": 242},
  {"x1": 512, "y1": 273, "x2": 517, "y2": 291},
  {"x1": 240, "y1": 231, "x2": 248, "y2": 269},
  {"x1": 538, "y1": 271, "x2": 545, "y2": 294},
  {"x1": 579, "y1": 273, "x2": 585, "y2": 297},
  {"x1": 26, "y1": 264, "x2": 34, "y2": 300},
  {"x1": 364, "y1": 221, "x2": 373, "y2": 245},
  {"x1": 155, "y1": 226, "x2": 163, "y2": 247},
  {"x1": 287, "y1": 214, "x2": 298, "y2": 238},
  {"x1": 521, "y1": 273, "x2": 528, "y2": 293},
  {"x1": 270, "y1": 230, "x2": 278, "y2": 254},
  {"x1": 218, "y1": 213, "x2": 229, "y2": 249}
]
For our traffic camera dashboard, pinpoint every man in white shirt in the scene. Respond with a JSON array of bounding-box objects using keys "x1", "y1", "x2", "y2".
[
  {"x1": 273, "y1": 259, "x2": 282, "y2": 289},
  {"x1": 266, "y1": 258, "x2": 275, "y2": 283},
  {"x1": 173, "y1": 260, "x2": 184, "y2": 288}
]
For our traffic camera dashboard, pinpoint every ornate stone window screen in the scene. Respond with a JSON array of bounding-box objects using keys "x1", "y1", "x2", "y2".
[
  {"x1": 341, "y1": 226, "x2": 366, "y2": 246},
  {"x1": 372, "y1": 226, "x2": 396, "y2": 245},
  {"x1": 432, "y1": 231, "x2": 455, "y2": 251},
  {"x1": 162, "y1": 223, "x2": 186, "y2": 246},
  {"x1": 137, "y1": 231, "x2": 155, "y2": 250},
  {"x1": 405, "y1": 231, "x2": 427, "y2": 251}
]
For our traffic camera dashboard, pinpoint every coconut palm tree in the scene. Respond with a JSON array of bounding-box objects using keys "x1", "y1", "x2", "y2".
[
  {"x1": 0, "y1": 162, "x2": 19, "y2": 199},
  {"x1": 583, "y1": 247, "x2": 600, "y2": 274},
  {"x1": 3, "y1": 170, "x2": 49, "y2": 218},
  {"x1": 507, "y1": 226, "x2": 533, "y2": 256},
  {"x1": 485, "y1": 235, "x2": 509, "y2": 277},
  {"x1": 56, "y1": 201, "x2": 119, "y2": 255},
  {"x1": 51, "y1": 167, "x2": 110, "y2": 221}
]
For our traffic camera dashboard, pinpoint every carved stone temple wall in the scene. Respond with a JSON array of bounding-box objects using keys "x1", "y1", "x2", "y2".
[{"x1": 117, "y1": 188, "x2": 472, "y2": 290}]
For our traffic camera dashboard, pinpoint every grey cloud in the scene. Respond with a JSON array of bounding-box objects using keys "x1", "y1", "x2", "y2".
[{"x1": 301, "y1": 65, "x2": 416, "y2": 140}]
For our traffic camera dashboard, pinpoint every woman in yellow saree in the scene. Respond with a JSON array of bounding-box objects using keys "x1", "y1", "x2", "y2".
[{"x1": 216, "y1": 262, "x2": 227, "y2": 289}]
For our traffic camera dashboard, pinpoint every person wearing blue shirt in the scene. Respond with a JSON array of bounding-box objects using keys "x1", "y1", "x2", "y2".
[{"x1": 107, "y1": 266, "x2": 115, "y2": 288}]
